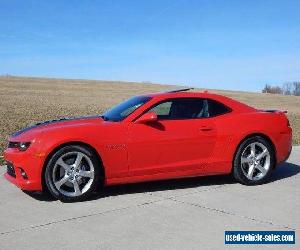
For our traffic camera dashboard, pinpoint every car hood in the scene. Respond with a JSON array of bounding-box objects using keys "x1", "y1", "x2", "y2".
[{"x1": 10, "y1": 115, "x2": 104, "y2": 141}]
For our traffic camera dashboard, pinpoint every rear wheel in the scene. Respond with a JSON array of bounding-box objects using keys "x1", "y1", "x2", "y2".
[
  {"x1": 233, "y1": 136, "x2": 275, "y2": 185},
  {"x1": 45, "y1": 145, "x2": 101, "y2": 202}
]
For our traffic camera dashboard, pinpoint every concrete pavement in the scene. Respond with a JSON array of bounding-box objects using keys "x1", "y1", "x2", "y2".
[{"x1": 0, "y1": 147, "x2": 299, "y2": 249}]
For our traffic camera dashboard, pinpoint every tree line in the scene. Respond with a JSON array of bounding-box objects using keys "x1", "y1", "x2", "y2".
[{"x1": 262, "y1": 82, "x2": 300, "y2": 96}]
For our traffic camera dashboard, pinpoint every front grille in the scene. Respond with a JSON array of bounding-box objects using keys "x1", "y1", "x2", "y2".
[{"x1": 6, "y1": 162, "x2": 16, "y2": 178}]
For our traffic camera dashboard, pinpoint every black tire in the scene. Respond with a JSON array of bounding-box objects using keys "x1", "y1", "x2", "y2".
[
  {"x1": 45, "y1": 145, "x2": 102, "y2": 202},
  {"x1": 233, "y1": 136, "x2": 275, "y2": 185}
]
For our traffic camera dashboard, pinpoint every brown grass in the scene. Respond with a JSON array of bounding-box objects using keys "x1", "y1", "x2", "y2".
[{"x1": 0, "y1": 76, "x2": 299, "y2": 164}]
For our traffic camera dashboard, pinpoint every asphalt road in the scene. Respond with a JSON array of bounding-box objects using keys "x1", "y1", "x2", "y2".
[{"x1": 0, "y1": 147, "x2": 299, "y2": 250}]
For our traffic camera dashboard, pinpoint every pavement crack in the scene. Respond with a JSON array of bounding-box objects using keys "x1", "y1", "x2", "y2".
[
  {"x1": 0, "y1": 197, "x2": 167, "y2": 236},
  {"x1": 146, "y1": 184, "x2": 228, "y2": 199},
  {"x1": 168, "y1": 197, "x2": 296, "y2": 231},
  {"x1": 147, "y1": 185, "x2": 297, "y2": 231}
]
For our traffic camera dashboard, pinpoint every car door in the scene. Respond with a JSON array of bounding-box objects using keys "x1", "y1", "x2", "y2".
[{"x1": 126, "y1": 98, "x2": 217, "y2": 177}]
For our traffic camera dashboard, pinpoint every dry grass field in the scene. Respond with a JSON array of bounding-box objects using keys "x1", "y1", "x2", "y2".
[{"x1": 0, "y1": 76, "x2": 299, "y2": 164}]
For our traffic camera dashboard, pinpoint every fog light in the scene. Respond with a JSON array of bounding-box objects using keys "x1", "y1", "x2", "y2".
[{"x1": 19, "y1": 168, "x2": 28, "y2": 179}]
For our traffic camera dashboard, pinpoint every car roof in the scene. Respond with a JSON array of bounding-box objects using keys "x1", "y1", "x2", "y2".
[
  {"x1": 143, "y1": 90, "x2": 255, "y2": 112},
  {"x1": 147, "y1": 90, "x2": 219, "y2": 98}
]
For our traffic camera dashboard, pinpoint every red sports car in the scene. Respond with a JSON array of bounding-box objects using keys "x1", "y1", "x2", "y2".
[{"x1": 3, "y1": 89, "x2": 292, "y2": 201}]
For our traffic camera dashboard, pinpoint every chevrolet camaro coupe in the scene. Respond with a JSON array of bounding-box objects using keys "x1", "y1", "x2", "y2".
[{"x1": 4, "y1": 89, "x2": 292, "y2": 201}]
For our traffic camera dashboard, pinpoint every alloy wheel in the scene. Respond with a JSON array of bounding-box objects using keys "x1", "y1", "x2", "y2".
[
  {"x1": 52, "y1": 151, "x2": 95, "y2": 197},
  {"x1": 240, "y1": 142, "x2": 271, "y2": 181}
]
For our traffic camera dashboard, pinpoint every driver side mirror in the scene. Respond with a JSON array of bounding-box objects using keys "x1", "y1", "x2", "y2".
[{"x1": 135, "y1": 112, "x2": 158, "y2": 124}]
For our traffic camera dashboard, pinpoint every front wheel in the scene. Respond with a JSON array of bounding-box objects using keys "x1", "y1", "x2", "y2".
[
  {"x1": 45, "y1": 145, "x2": 101, "y2": 202},
  {"x1": 233, "y1": 136, "x2": 275, "y2": 185}
]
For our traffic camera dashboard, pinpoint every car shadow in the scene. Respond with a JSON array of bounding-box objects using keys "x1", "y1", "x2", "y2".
[
  {"x1": 24, "y1": 161, "x2": 300, "y2": 202},
  {"x1": 268, "y1": 161, "x2": 300, "y2": 183},
  {"x1": 101, "y1": 174, "x2": 235, "y2": 199}
]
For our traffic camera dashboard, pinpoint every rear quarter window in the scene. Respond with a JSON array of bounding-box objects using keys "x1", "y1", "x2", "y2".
[{"x1": 207, "y1": 99, "x2": 231, "y2": 117}]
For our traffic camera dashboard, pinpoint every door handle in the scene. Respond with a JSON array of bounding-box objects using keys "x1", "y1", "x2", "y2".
[{"x1": 199, "y1": 126, "x2": 214, "y2": 131}]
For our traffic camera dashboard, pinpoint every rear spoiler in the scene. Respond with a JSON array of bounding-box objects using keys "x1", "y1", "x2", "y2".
[{"x1": 260, "y1": 109, "x2": 288, "y2": 114}]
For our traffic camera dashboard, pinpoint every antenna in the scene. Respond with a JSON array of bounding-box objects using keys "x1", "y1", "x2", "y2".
[{"x1": 165, "y1": 88, "x2": 194, "y2": 93}]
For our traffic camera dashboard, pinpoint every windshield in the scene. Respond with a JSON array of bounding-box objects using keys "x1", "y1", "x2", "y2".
[{"x1": 102, "y1": 96, "x2": 152, "y2": 122}]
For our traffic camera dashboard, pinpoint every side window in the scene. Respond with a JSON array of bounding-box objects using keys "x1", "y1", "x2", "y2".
[
  {"x1": 207, "y1": 99, "x2": 231, "y2": 117},
  {"x1": 148, "y1": 98, "x2": 207, "y2": 120},
  {"x1": 149, "y1": 101, "x2": 172, "y2": 117}
]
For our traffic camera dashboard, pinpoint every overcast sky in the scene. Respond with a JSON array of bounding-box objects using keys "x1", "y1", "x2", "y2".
[{"x1": 1, "y1": 0, "x2": 300, "y2": 91}]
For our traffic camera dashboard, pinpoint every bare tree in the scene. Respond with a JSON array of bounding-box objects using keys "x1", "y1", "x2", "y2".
[
  {"x1": 283, "y1": 82, "x2": 293, "y2": 95},
  {"x1": 293, "y1": 82, "x2": 300, "y2": 96},
  {"x1": 262, "y1": 82, "x2": 300, "y2": 96},
  {"x1": 262, "y1": 84, "x2": 283, "y2": 94}
]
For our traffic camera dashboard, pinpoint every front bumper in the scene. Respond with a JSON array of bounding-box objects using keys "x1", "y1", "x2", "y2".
[{"x1": 3, "y1": 148, "x2": 44, "y2": 191}]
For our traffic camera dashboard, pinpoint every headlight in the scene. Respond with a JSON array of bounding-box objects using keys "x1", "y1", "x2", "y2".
[
  {"x1": 8, "y1": 141, "x2": 31, "y2": 151},
  {"x1": 19, "y1": 142, "x2": 31, "y2": 151}
]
